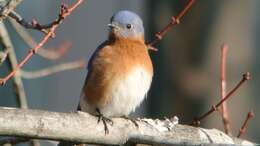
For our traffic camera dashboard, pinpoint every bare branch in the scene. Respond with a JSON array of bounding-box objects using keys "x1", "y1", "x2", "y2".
[
  {"x1": 237, "y1": 111, "x2": 254, "y2": 138},
  {"x1": 0, "y1": 18, "x2": 40, "y2": 146},
  {"x1": 8, "y1": 5, "x2": 65, "y2": 34},
  {"x1": 147, "y1": 0, "x2": 195, "y2": 50},
  {"x1": 0, "y1": 21, "x2": 28, "y2": 108},
  {"x1": 0, "y1": 107, "x2": 256, "y2": 145},
  {"x1": 19, "y1": 59, "x2": 85, "y2": 79},
  {"x1": 8, "y1": 17, "x2": 71, "y2": 60},
  {"x1": 191, "y1": 72, "x2": 251, "y2": 126},
  {"x1": 0, "y1": 0, "x2": 83, "y2": 86},
  {"x1": 8, "y1": 1, "x2": 79, "y2": 35},
  {"x1": 220, "y1": 44, "x2": 231, "y2": 135}
]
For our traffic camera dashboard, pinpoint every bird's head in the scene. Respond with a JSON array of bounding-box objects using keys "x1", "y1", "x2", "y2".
[{"x1": 108, "y1": 10, "x2": 144, "y2": 40}]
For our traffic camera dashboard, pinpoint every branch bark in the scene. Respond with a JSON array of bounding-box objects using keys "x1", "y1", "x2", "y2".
[{"x1": 0, "y1": 107, "x2": 256, "y2": 145}]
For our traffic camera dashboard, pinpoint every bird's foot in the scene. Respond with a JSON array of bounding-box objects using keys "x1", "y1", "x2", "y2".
[
  {"x1": 121, "y1": 116, "x2": 139, "y2": 128},
  {"x1": 96, "y1": 108, "x2": 113, "y2": 134}
]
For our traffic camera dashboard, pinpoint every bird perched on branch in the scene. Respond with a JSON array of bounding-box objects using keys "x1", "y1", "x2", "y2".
[
  {"x1": 78, "y1": 10, "x2": 154, "y2": 134},
  {"x1": 78, "y1": 10, "x2": 153, "y2": 134},
  {"x1": 58, "y1": 9, "x2": 153, "y2": 146}
]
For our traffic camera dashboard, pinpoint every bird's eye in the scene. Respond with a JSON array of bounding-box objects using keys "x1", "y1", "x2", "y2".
[{"x1": 126, "y1": 24, "x2": 132, "y2": 29}]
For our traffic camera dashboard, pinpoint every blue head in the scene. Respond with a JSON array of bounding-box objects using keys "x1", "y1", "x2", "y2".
[{"x1": 108, "y1": 10, "x2": 144, "y2": 39}]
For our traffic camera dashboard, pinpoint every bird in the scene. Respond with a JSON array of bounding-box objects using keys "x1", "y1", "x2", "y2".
[
  {"x1": 58, "y1": 9, "x2": 153, "y2": 146},
  {"x1": 78, "y1": 10, "x2": 153, "y2": 134},
  {"x1": 78, "y1": 10, "x2": 154, "y2": 134}
]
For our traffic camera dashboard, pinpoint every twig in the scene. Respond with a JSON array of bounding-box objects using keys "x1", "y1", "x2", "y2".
[
  {"x1": 9, "y1": 17, "x2": 71, "y2": 60},
  {"x1": 0, "y1": 0, "x2": 84, "y2": 86},
  {"x1": 237, "y1": 111, "x2": 254, "y2": 138},
  {"x1": 8, "y1": 3, "x2": 75, "y2": 35},
  {"x1": 0, "y1": 107, "x2": 256, "y2": 145},
  {"x1": 220, "y1": 44, "x2": 231, "y2": 135},
  {"x1": 191, "y1": 72, "x2": 251, "y2": 126},
  {"x1": 0, "y1": 21, "x2": 28, "y2": 108},
  {"x1": 0, "y1": 0, "x2": 23, "y2": 20},
  {"x1": 146, "y1": 0, "x2": 195, "y2": 50},
  {"x1": 20, "y1": 59, "x2": 85, "y2": 79}
]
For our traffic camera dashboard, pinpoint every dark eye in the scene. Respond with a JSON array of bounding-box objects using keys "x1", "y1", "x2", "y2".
[{"x1": 126, "y1": 24, "x2": 132, "y2": 29}]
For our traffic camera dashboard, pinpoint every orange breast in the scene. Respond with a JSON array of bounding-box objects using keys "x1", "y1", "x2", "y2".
[{"x1": 83, "y1": 38, "x2": 153, "y2": 107}]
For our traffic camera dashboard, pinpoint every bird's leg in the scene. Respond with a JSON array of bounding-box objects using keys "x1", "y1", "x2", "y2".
[
  {"x1": 95, "y1": 108, "x2": 113, "y2": 134},
  {"x1": 121, "y1": 115, "x2": 139, "y2": 127}
]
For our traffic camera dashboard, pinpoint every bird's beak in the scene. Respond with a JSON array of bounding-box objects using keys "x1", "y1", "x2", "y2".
[{"x1": 108, "y1": 23, "x2": 120, "y2": 30}]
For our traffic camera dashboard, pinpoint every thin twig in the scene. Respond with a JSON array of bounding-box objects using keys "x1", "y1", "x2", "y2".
[
  {"x1": 8, "y1": 4, "x2": 70, "y2": 34},
  {"x1": 146, "y1": 0, "x2": 195, "y2": 50},
  {"x1": 191, "y1": 72, "x2": 251, "y2": 126},
  {"x1": 0, "y1": 0, "x2": 84, "y2": 86},
  {"x1": 9, "y1": 17, "x2": 71, "y2": 60},
  {"x1": 220, "y1": 44, "x2": 231, "y2": 135},
  {"x1": 20, "y1": 59, "x2": 85, "y2": 79},
  {"x1": 237, "y1": 111, "x2": 254, "y2": 138},
  {"x1": 0, "y1": 21, "x2": 28, "y2": 108}
]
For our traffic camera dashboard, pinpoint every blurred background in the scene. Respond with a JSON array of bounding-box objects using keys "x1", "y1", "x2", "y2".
[{"x1": 0, "y1": 0, "x2": 259, "y2": 145}]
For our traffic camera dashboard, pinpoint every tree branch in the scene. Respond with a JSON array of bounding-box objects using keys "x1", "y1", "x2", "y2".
[
  {"x1": 220, "y1": 44, "x2": 231, "y2": 135},
  {"x1": 8, "y1": 17, "x2": 71, "y2": 60},
  {"x1": 191, "y1": 72, "x2": 250, "y2": 126},
  {"x1": 147, "y1": 0, "x2": 195, "y2": 50},
  {"x1": 0, "y1": 0, "x2": 83, "y2": 85},
  {"x1": 0, "y1": 107, "x2": 256, "y2": 145},
  {"x1": 19, "y1": 59, "x2": 85, "y2": 79},
  {"x1": 237, "y1": 111, "x2": 254, "y2": 138},
  {"x1": 0, "y1": 19, "x2": 40, "y2": 146},
  {"x1": 0, "y1": 21, "x2": 28, "y2": 108}
]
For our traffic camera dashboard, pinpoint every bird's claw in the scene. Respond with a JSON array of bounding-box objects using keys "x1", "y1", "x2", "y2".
[
  {"x1": 96, "y1": 108, "x2": 113, "y2": 134},
  {"x1": 97, "y1": 115, "x2": 113, "y2": 125},
  {"x1": 121, "y1": 116, "x2": 139, "y2": 128},
  {"x1": 97, "y1": 115, "x2": 113, "y2": 134}
]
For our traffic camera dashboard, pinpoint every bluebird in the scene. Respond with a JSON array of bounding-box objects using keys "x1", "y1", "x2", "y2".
[{"x1": 78, "y1": 10, "x2": 153, "y2": 134}]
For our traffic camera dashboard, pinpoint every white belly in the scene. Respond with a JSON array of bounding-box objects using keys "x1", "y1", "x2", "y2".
[{"x1": 80, "y1": 66, "x2": 152, "y2": 117}]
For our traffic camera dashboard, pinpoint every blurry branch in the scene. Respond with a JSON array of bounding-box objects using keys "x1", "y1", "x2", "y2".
[
  {"x1": 237, "y1": 111, "x2": 254, "y2": 138},
  {"x1": 0, "y1": 107, "x2": 256, "y2": 146},
  {"x1": 0, "y1": 21, "x2": 28, "y2": 108},
  {"x1": 0, "y1": 0, "x2": 83, "y2": 85},
  {"x1": 0, "y1": 0, "x2": 23, "y2": 20},
  {"x1": 191, "y1": 72, "x2": 251, "y2": 126},
  {"x1": 20, "y1": 59, "x2": 85, "y2": 79},
  {"x1": 220, "y1": 44, "x2": 231, "y2": 135},
  {"x1": 0, "y1": 15, "x2": 40, "y2": 146},
  {"x1": 9, "y1": 17, "x2": 71, "y2": 60},
  {"x1": 147, "y1": 0, "x2": 195, "y2": 51}
]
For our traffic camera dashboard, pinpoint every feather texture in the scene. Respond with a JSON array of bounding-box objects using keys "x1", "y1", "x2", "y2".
[{"x1": 80, "y1": 38, "x2": 153, "y2": 117}]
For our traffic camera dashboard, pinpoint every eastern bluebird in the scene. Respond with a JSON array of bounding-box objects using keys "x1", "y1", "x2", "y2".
[{"x1": 78, "y1": 10, "x2": 153, "y2": 134}]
